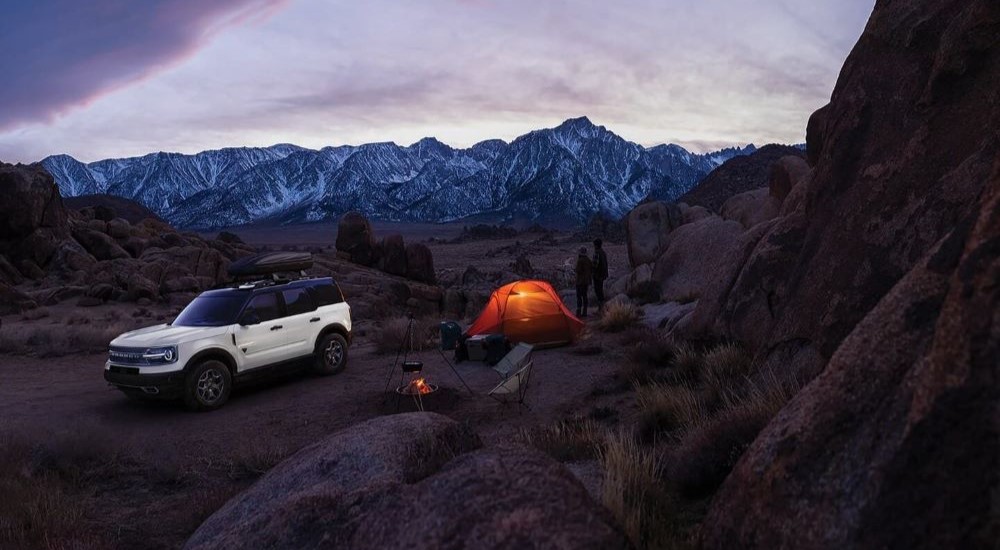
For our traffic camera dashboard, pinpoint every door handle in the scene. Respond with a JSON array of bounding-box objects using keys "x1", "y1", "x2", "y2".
[
  {"x1": 310, "y1": 317, "x2": 321, "y2": 323},
  {"x1": 270, "y1": 325, "x2": 283, "y2": 331}
]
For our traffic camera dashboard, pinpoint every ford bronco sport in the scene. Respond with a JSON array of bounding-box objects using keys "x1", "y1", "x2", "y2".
[{"x1": 104, "y1": 272, "x2": 351, "y2": 411}]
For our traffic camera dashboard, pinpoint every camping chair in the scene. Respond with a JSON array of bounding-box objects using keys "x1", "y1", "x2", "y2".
[{"x1": 488, "y1": 343, "x2": 534, "y2": 412}]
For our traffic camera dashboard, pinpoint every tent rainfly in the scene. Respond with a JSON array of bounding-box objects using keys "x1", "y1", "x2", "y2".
[{"x1": 465, "y1": 280, "x2": 583, "y2": 347}]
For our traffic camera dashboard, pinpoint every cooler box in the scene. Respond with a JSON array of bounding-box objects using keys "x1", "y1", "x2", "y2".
[
  {"x1": 466, "y1": 334, "x2": 490, "y2": 361},
  {"x1": 484, "y1": 334, "x2": 509, "y2": 366}
]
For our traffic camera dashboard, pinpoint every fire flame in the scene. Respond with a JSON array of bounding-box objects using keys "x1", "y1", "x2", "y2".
[{"x1": 407, "y1": 377, "x2": 433, "y2": 395}]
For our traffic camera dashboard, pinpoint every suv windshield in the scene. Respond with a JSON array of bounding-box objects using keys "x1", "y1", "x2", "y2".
[{"x1": 173, "y1": 294, "x2": 248, "y2": 327}]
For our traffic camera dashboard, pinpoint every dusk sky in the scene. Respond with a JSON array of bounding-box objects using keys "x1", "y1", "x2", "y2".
[{"x1": 0, "y1": 0, "x2": 874, "y2": 163}]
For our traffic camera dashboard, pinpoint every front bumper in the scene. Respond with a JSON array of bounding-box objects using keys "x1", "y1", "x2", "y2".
[{"x1": 104, "y1": 366, "x2": 184, "y2": 398}]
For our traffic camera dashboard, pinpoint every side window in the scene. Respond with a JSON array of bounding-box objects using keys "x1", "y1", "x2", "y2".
[
  {"x1": 247, "y1": 292, "x2": 281, "y2": 322},
  {"x1": 282, "y1": 287, "x2": 315, "y2": 316},
  {"x1": 310, "y1": 282, "x2": 344, "y2": 307}
]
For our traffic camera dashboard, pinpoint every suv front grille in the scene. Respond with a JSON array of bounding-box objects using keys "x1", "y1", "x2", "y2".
[{"x1": 109, "y1": 347, "x2": 161, "y2": 366}]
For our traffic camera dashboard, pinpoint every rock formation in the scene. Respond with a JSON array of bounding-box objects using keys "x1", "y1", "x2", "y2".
[
  {"x1": 683, "y1": 0, "x2": 1000, "y2": 545},
  {"x1": 186, "y1": 413, "x2": 627, "y2": 549},
  {"x1": 0, "y1": 162, "x2": 256, "y2": 310},
  {"x1": 677, "y1": 144, "x2": 805, "y2": 212},
  {"x1": 336, "y1": 211, "x2": 438, "y2": 286}
]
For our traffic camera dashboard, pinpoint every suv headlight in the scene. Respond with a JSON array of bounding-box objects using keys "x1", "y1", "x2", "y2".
[{"x1": 142, "y1": 346, "x2": 178, "y2": 364}]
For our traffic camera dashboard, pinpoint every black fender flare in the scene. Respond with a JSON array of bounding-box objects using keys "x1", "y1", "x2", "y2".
[
  {"x1": 314, "y1": 323, "x2": 351, "y2": 352},
  {"x1": 183, "y1": 347, "x2": 238, "y2": 376}
]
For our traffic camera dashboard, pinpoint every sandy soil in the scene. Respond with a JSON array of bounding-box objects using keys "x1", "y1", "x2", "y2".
[{"x1": 0, "y1": 224, "x2": 635, "y2": 549}]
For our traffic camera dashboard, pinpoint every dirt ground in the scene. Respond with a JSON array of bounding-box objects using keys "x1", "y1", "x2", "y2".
[{"x1": 0, "y1": 224, "x2": 636, "y2": 549}]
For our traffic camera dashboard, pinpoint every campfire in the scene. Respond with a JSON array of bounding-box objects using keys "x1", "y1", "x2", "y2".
[{"x1": 399, "y1": 377, "x2": 437, "y2": 396}]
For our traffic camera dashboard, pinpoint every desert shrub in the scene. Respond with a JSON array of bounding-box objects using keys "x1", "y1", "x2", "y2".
[
  {"x1": 0, "y1": 429, "x2": 136, "y2": 548},
  {"x1": 596, "y1": 301, "x2": 642, "y2": 333},
  {"x1": 671, "y1": 343, "x2": 703, "y2": 385},
  {"x1": 668, "y1": 367, "x2": 801, "y2": 500},
  {"x1": 517, "y1": 419, "x2": 605, "y2": 462},
  {"x1": 636, "y1": 382, "x2": 709, "y2": 443},
  {"x1": 700, "y1": 342, "x2": 754, "y2": 407},
  {"x1": 627, "y1": 280, "x2": 662, "y2": 305},
  {"x1": 0, "y1": 320, "x2": 136, "y2": 356},
  {"x1": 667, "y1": 401, "x2": 772, "y2": 500},
  {"x1": 587, "y1": 406, "x2": 619, "y2": 423},
  {"x1": 224, "y1": 439, "x2": 289, "y2": 480},
  {"x1": 599, "y1": 431, "x2": 674, "y2": 548},
  {"x1": 372, "y1": 315, "x2": 439, "y2": 355},
  {"x1": 624, "y1": 335, "x2": 679, "y2": 385}
]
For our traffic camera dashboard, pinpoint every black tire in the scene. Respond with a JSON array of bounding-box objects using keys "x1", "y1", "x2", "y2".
[
  {"x1": 314, "y1": 333, "x2": 348, "y2": 375},
  {"x1": 183, "y1": 360, "x2": 232, "y2": 411}
]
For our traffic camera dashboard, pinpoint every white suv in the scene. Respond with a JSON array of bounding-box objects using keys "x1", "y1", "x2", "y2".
[{"x1": 104, "y1": 276, "x2": 352, "y2": 411}]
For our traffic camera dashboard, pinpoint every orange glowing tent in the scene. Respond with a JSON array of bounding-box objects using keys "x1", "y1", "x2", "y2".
[{"x1": 466, "y1": 280, "x2": 583, "y2": 347}]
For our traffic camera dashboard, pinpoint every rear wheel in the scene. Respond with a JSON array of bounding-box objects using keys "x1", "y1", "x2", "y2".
[
  {"x1": 314, "y1": 333, "x2": 348, "y2": 375},
  {"x1": 183, "y1": 360, "x2": 232, "y2": 411}
]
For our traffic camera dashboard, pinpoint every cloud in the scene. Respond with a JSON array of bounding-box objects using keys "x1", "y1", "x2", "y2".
[
  {"x1": 0, "y1": 0, "x2": 290, "y2": 130},
  {"x1": 0, "y1": 0, "x2": 875, "y2": 163}
]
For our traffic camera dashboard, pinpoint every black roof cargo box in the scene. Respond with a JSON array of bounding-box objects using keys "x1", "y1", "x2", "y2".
[{"x1": 227, "y1": 251, "x2": 313, "y2": 278}]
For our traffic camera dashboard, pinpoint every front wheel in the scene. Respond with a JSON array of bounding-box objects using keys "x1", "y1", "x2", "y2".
[
  {"x1": 183, "y1": 360, "x2": 232, "y2": 411},
  {"x1": 314, "y1": 333, "x2": 348, "y2": 375}
]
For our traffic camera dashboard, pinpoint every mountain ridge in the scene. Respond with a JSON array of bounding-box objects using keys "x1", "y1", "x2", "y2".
[{"x1": 41, "y1": 117, "x2": 769, "y2": 229}]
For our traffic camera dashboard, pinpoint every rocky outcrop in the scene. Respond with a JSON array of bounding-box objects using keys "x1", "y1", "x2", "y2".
[
  {"x1": 186, "y1": 413, "x2": 626, "y2": 550},
  {"x1": 64, "y1": 193, "x2": 165, "y2": 224},
  {"x1": 624, "y1": 201, "x2": 682, "y2": 268},
  {"x1": 335, "y1": 211, "x2": 377, "y2": 266},
  {"x1": 678, "y1": 144, "x2": 806, "y2": 212},
  {"x1": 699, "y1": 0, "x2": 1000, "y2": 545},
  {"x1": 704, "y1": 159, "x2": 1000, "y2": 547},
  {"x1": 336, "y1": 211, "x2": 440, "y2": 287},
  {"x1": 0, "y1": 162, "x2": 257, "y2": 309},
  {"x1": 651, "y1": 216, "x2": 743, "y2": 302},
  {"x1": 719, "y1": 188, "x2": 780, "y2": 229}
]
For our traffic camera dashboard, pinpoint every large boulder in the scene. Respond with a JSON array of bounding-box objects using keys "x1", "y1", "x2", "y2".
[
  {"x1": 704, "y1": 166, "x2": 1000, "y2": 547},
  {"x1": 651, "y1": 215, "x2": 744, "y2": 302},
  {"x1": 702, "y1": 0, "x2": 1000, "y2": 545},
  {"x1": 141, "y1": 246, "x2": 229, "y2": 283},
  {"x1": 719, "y1": 187, "x2": 781, "y2": 229},
  {"x1": 186, "y1": 413, "x2": 626, "y2": 549},
  {"x1": 0, "y1": 281, "x2": 37, "y2": 314},
  {"x1": 0, "y1": 163, "x2": 68, "y2": 241},
  {"x1": 336, "y1": 211, "x2": 377, "y2": 266},
  {"x1": 71, "y1": 228, "x2": 130, "y2": 261},
  {"x1": 379, "y1": 233, "x2": 407, "y2": 277},
  {"x1": 405, "y1": 243, "x2": 436, "y2": 285},
  {"x1": 767, "y1": 155, "x2": 811, "y2": 202},
  {"x1": 624, "y1": 201, "x2": 683, "y2": 268}
]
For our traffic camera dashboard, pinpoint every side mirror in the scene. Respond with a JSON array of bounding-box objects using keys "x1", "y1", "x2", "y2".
[{"x1": 240, "y1": 310, "x2": 260, "y2": 326}]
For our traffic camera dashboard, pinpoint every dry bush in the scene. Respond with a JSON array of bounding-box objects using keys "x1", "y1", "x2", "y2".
[
  {"x1": 372, "y1": 315, "x2": 440, "y2": 355},
  {"x1": 0, "y1": 428, "x2": 135, "y2": 549},
  {"x1": 517, "y1": 419, "x2": 606, "y2": 462},
  {"x1": 701, "y1": 342, "x2": 754, "y2": 400},
  {"x1": 596, "y1": 301, "x2": 643, "y2": 333},
  {"x1": 636, "y1": 382, "x2": 709, "y2": 443},
  {"x1": 671, "y1": 343, "x2": 703, "y2": 384},
  {"x1": 222, "y1": 438, "x2": 289, "y2": 480},
  {"x1": 624, "y1": 335, "x2": 679, "y2": 385},
  {"x1": 668, "y1": 367, "x2": 801, "y2": 500},
  {"x1": 0, "y1": 319, "x2": 138, "y2": 356},
  {"x1": 599, "y1": 431, "x2": 674, "y2": 548}
]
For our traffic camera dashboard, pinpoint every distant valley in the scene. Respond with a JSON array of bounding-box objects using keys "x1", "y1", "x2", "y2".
[{"x1": 42, "y1": 117, "x2": 762, "y2": 229}]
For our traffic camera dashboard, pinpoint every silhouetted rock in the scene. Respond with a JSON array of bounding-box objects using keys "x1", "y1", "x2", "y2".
[
  {"x1": 379, "y1": 233, "x2": 407, "y2": 277},
  {"x1": 652, "y1": 215, "x2": 743, "y2": 302},
  {"x1": 215, "y1": 230, "x2": 244, "y2": 244},
  {"x1": 679, "y1": 144, "x2": 806, "y2": 212},
  {"x1": 186, "y1": 413, "x2": 626, "y2": 550},
  {"x1": 64, "y1": 194, "x2": 164, "y2": 224},
  {"x1": 767, "y1": 156, "x2": 810, "y2": 203},
  {"x1": 701, "y1": 0, "x2": 1000, "y2": 545},
  {"x1": 71, "y1": 228, "x2": 130, "y2": 261},
  {"x1": 405, "y1": 243, "x2": 436, "y2": 285},
  {"x1": 336, "y1": 211, "x2": 377, "y2": 266},
  {"x1": 719, "y1": 188, "x2": 781, "y2": 229}
]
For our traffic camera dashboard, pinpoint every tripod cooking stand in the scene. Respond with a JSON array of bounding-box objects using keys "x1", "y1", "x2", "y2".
[{"x1": 382, "y1": 313, "x2": 474, "y2": 410}]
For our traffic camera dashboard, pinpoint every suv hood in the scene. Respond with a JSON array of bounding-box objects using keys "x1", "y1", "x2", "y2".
[{"x1": 111, "y1": 324, "x2": 230, "y2": 348}]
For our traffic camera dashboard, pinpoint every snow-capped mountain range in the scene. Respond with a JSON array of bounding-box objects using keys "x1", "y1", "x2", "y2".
[{"x1": 41, "y1": 117, "x2": 757, "y2": 229}]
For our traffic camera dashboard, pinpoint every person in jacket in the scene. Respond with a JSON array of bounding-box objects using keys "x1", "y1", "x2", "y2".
[
  {"x1": 592, "y1": 238, "x2": 609, "y2": 310},
  {"x1": 575, "y1": 247, "x2": 593, "y2": 317}
]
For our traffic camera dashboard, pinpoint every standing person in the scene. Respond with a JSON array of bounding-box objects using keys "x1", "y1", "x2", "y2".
[
  {"x1": 575, "y1": 247, "x2": 593, "y2": 317},
  {"x1": 592, "y1": 238, "x2": 609, "y2": 310}
]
